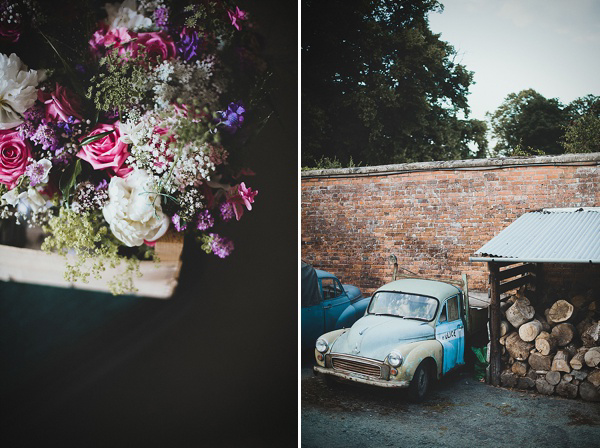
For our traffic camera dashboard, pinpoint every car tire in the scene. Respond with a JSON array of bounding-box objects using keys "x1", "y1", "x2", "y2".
[{"x1": 408, "y1": 362, "x2": 430, "y2": 402}]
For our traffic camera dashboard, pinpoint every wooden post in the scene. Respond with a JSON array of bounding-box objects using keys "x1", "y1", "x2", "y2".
[{"x1": 489, "y1": 261, "x2": 502, "y2": 386}]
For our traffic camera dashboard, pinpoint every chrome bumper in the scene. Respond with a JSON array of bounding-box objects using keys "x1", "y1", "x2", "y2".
[{"x1": 314, "y1": 365, "x2": 410, "y2": 388}]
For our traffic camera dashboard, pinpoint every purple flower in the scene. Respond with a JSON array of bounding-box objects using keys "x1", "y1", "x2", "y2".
[
  {"x1": 57, "y1": 116, "x2": 77, "y2": 137},
  {"x1": 217, "y1": 102, "x2": 245, "y2": 133},
  {"x1": 95, "y1": 179, "x2": 108, "y2": 191},
  {"x1": 176, "y1": 27, "x2": 201, "y2": 61},
  {"x1": 209, "y1": 233, "x2": 234, "y2": 258},
  {"x1": 30, "y1": 120, "x2": 61, "y2": 151},
  {"x1": 154, "y1": 7, "x2": 169, "y2": 29},
  {"x1": 196, "y1": 209, "x2": 214, "y2": 230},
  {"x1": 171, "y1": 213, "x2": 187, "y2": 232},
  {"x1": 219, "y1": 201, "x2": 235, "y2": 222}
]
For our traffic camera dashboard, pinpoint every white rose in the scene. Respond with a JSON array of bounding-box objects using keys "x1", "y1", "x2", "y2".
[
  {"x1": 102, "y1": 170, "x2": 170, "y2": 247},
  {"x1": 0, "y1": 53, "x2": 45, "y2": 130}
]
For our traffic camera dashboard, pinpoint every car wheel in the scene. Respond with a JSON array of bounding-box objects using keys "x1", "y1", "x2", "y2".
[{"x1": 408, "y1": 362, "x2": 430, "y2": 402}]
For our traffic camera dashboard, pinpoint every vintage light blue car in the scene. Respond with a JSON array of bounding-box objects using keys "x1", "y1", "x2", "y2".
[
  {"x1": 301, "y1": 262, "x2": 370, "y2": 351},
  {"x1": 314, "y1": 276, "x2": 474, "y2": 401}
]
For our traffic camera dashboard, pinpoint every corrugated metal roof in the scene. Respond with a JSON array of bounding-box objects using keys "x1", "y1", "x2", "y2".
[{"x1": 472, "y1": 208, "x2": 600, "y2": 263}]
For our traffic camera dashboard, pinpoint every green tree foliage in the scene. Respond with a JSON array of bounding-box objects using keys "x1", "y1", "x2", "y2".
[
  {"x1": 488, "y1": 89, "x2": 569, "y2": 156},
  {"x1": 301, "y1": 0, "x2": 487, "y2": 167},
  {"x1": 562, "y1": 95, "x2": 600, "y2": 153}
]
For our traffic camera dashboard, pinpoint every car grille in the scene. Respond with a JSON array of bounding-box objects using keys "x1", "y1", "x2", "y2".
[{"x1": 327, "y1": 355, "x2": 388, "y2": 380}]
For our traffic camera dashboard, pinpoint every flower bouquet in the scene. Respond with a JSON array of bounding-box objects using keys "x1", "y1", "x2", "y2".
[{"x1": 0, "y1": 0, "x2": 268, "y2": 296}]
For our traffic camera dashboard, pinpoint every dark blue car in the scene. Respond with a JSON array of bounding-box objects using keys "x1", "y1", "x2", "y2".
[{"x1": 301, "y1": 262, "x2": 370, "y2": 351}]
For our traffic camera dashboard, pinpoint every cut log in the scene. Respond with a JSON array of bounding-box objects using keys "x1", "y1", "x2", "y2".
[
  {"x1": 563, "y1": 374, "x2": 573, "y2": 383},
  {"x1": 526, "y1": 369, "x2": 538, "y2": 381},
  {"x1": 572, "y1": 369, "x2": 588, "y2": 382},
  {"x1": 506, "y1": 300, "x2": 535, "y2": 328},
  {"x1": 529, "y1": 352, "x2": 553, "y2": 371},
  {"x1": 551, "y1": 323, "x2": 576, "y2": 347},
  {"x1": 584, "y1": 347, "x2": 600, "y2": 368},
  {"x1": 545, "y1": 370, "x2": 561, "y2": 386},
  {"x1": 519, "y1": 320, "x2": 543, "y2": 342},
  {"x1": 500, "y1": 320, "x2": 510, "y2": 337},
  {"x1": 511, "y1": 361, "x2": 528, "y2": 376},
  {"x1": 544, "y1": 309, "x2": 556, "y2": 328},
  {"x1": 588, "y1": 369, "x2": 600, "y2": 388},
  {"x1": 517, "y1": 376, "x2": 535, "y2": 389},
  {"x1": 535, "y1": 377, "x2": 555, "y2": 395},
  {"x1": 552, "y1": 350, "x2": 571, "y2": 373},
  {"x1": 535, "y1": 331, "x2": 557, "y2": 356},
  {"x1": 556, "y1": 380, "x2": 578, "y2": 399},
  {"x1": 505, "y1": 332, "x2": 534, "y2": 361},
  {"x1": 579, "y1": 381, "x2": 600, "y2": 402},
  {"x1": 581, "y1": 321, "x2": 600, "y2": 347},
  {"x1": 570, "y1": 348, "x2": 588, "y2": 370},
  {"x1": 570, "y1": 294, "x2": 588, "y2": 309},
  {"x1": 501, "y1": 370, "x2": 518, "y2": 388},
  {"x1": 548, "y1": 300, "x2": 574, "y2": 323},
  {"x1": 499, "y1": 334, "x2": 509, "y2": 346}
]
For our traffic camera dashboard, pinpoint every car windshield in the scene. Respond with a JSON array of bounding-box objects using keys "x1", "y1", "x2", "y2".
[{"x1": 367, "y1": 291, "x2": 439, "y2": 321}]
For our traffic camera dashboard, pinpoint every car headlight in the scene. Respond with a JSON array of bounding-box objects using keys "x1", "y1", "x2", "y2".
[
  {"x1": 316, "y1": 338, "x2": 329, "y2": 353},
  {"x1": 387, "y1": 351, "x2": 403, "y2": 367}
]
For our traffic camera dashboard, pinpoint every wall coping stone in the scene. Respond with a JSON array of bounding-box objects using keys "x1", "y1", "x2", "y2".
[{"x1": 301, "y1": 152, "x2": 600, "y2": 179}]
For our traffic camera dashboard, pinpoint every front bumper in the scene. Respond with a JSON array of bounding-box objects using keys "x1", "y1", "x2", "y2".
[{"x1": 314, "y1": 365, "x2": 410, "y2": 388}]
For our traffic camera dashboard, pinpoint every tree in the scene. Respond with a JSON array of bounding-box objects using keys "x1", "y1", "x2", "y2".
[
  {"x1": 301, "y1": 0, "x2": 487, "y2": 167},
  {"x1": 562, "y1": 95, "x2": 600, "y2": 153},
  {"x1": 488, "y1": 89, "x2": 568, "y2": 156}
]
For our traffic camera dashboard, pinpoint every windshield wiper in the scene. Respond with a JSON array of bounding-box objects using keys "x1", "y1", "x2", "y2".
[
  {"x1": 373, "y1": 313, "x2": 401, "y2": 318},
  {"x1": 403, "y1": 316, "x2": 429, "y2": 322}
]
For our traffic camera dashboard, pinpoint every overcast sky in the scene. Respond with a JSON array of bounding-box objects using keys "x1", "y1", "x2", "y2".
[{"x1": 428, "y1": 0, "x2": 600, "y2": 122}]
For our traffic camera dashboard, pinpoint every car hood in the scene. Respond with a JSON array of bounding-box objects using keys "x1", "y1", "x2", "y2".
[{"x1": 330, "y1": 314, "x2": 434, "y2": 361}]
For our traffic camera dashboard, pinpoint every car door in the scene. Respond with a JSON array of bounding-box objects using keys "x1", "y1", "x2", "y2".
[
  {"x1": 320, "y1": 277, "x2": 350, "y2": 332},
  {"x1": 436, "y1": 295, "x2": 465, "y2": 375}
]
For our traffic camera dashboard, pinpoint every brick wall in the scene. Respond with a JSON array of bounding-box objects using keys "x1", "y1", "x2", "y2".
[{"x1": 301, "y1": 154, "x2": 600, "y2": 294}]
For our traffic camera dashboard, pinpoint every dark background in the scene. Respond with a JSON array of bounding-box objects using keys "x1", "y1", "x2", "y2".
[{"x1": 0, "y1": 1, "x2": 298, "y2": 446}]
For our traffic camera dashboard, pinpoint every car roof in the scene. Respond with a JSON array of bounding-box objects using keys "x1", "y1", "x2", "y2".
[
  {"x1": 375, "y1": 278, "x2": 461, "y2": 300},
  {"x1": 315, "y1": 269, "x2": 334, "y2": 279}
]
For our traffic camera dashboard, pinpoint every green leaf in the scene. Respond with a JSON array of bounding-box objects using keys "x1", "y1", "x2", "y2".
[
  {"x1": 79, "y1": 130, "x2": 115, "y2": 147},
  {"x1": 59, "y1": 159, "x2": 82, "y2": 201}
]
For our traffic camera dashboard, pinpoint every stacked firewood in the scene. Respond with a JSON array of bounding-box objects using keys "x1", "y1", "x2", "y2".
[{"x1": 498, "y1": 290, "x2": 600, "y2": 401}]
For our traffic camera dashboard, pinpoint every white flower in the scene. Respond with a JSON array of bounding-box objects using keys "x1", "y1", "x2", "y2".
[
  {"x1": 26, "y1": 188, "x2": 46, "y2": 213},
  {"x1": 119, "y1": 118, "x2": 146, "y2": 146},
  {"x1": 1, "y1": 187, "x2": 23, "y2": 206},
  {"x1": 1, "y1": 186, "x2": 48, "y2": 213},
  {"x1": 102, "y1": 169, "x2": 170, "y2": 247},
  {"x1": 0, "y1": 53, "x2": 45, "y2": 130},
  {"x1": 104, "y1": 0, "x2": 153, "y2": 31}
]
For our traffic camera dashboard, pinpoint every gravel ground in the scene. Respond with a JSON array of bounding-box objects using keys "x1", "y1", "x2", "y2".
[{"x1": 301, "y1": 360, "x2": 600, "y2": 448}]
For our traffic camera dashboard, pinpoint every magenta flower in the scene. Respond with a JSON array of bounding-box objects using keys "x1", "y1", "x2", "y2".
[
  {"x1": 227, "y1": 7, "x2": 248, "y2": 31},
  {"x1": 226, "y1": 182, "x2": 258, "y2": 221}
]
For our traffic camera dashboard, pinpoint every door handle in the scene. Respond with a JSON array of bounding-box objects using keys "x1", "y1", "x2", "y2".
[{"x1": 323, "y1": 305, "x2": 332, "y2": 310}]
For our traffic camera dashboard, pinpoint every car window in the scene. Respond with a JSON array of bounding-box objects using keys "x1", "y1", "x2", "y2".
[
  {"x1": 320, "y1": 278, "x2": 341, "y2": 300},
  {"x1": 447, "y1": 296, "x2": 459, "y2": 322},
  {"x1": 368, "y1": 291, "x2": 438, "y2": 321},
  {"x1": 439, "y1": 304, "x2": 447, "y2": 323}
]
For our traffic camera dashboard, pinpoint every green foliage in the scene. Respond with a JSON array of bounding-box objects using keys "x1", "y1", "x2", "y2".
[
  {"x1": 301, "y1": 155, "x2": 361, "y2": 170},
  {"x1": 488, "y1": 89, "x2": 568, "y2": 156},
  {"x1": 41, "y1": 209, "x2": 141, "y2": 295},
  {"x1": 302, "y1": 0, "x2": 487, "y2": 166},
  {"x1": 562, "y1": 95, "x2": 600, "y2": 153}
]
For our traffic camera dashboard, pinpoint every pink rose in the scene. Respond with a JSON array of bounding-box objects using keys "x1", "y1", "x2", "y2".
[
  {"x1": 38, "y1": 83, "x2": 84, "y2": 122},
  {"x1": 136, "y1": 31, "x2": 177, "y2": 62},
  {"x1": 0, "y1": 129, "x2": 32, "y2": 188},
  {"x1": 76, "y1": 123, "x2": 131, "y2": 177}
]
